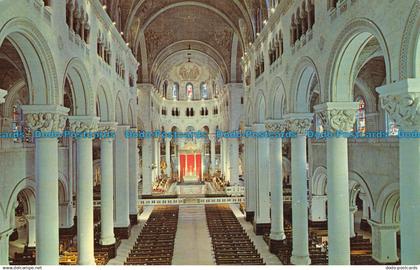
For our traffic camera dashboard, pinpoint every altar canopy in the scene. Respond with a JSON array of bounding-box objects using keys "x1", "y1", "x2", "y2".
[{"x1": 179, "y1": 153, "x2": 201, "y2": 180}]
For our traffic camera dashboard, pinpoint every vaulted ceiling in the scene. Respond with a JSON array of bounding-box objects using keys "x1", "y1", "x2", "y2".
[{"x1": 102, "y1": 0, "x2": 267, "y2": 85}]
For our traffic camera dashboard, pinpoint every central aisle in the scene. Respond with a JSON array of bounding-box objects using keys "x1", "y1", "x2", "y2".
[{"x1": 172, "y1": 205, "x2": 215, "y2": 265}]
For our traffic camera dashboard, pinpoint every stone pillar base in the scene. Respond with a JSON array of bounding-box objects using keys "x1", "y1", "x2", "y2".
[
  {"x1": 269, "y1": 239, "x2": 287, "y2": 254},
  {"x1": 245, "y1": 211, "x2": 254, "y2": 223},
  {"x1": 114, "y1": 226, "x2": 131, "y2": 239},
  {"x1": 98, "y1": 243, "x2": 117, "y2": 259},
  {"x1": 253, "y1": 223, "x2": 271, "y2": 235},
  {"x1": 129, "y1": 214, "x2": 138, "y2": 225}
]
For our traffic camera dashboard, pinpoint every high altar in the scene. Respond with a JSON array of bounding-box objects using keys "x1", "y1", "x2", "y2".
[{"x1": 179, "y1": 151, "x2": 202, "y2": 182}]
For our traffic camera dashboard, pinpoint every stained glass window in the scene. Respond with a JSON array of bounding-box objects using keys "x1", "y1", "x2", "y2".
[
  {"x1": 355, "y1": 96, "x2": 366, "y2": 134},
  {"x1": 172, "y1": 82, "x2": 179, "y2": 100},
  {"x1": 186, "y1": 82, "x2": 193, "y2": 100},
  {"x1": 200, "y1": 82, "x2": 208, "y2": 99}
]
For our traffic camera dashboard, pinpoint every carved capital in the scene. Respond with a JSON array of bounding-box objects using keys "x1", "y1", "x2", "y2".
[
  {"x1": 377, "y1": 79, "x2": 420, "y2": 130},
  {"x1": 285, "y1": 113, "x2": 313, "y2": 135},
  {"x1": 265, "y1": 119, "x2": 287, "y2": 132},
  {"x1": 381, "y1": 94, "x2": 420, "y2": 130},
  {"x1": 314, "y1": 102, "x2": 358, "y2": 132},
  {"x1": 68, "y1": 116, "x2": 99, "y2": 132},
  {"x1": 21, "y1": 105, "x2": 69, "y2": 133},
  {"x1": 98, "y1": 121, "x2": 117, "y2": 132}
]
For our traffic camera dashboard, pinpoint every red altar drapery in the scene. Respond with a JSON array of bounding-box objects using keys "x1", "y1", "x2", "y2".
[
  {"x1": 180, "y1": 154, "x2": 186, "y2": 180},
  {"x1": 179, "y1": 153, "x2": 202, "y2": 180},
  {"x1": 196, "y1": 154, "x2": 201, "y2": 180}
]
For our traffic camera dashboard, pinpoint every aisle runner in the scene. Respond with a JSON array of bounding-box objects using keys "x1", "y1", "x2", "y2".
[{"x1": 172, "y1": 205, "x2": 215, "y2": 265}]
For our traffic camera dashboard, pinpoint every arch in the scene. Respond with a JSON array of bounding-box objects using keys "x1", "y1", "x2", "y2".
[
  {"x1": 128, "y1": 99, "x2": 137, "y2": 128},
  {"x1": 245, "y1": 102, "x2": 253, "y2": 126},
  {"x1": 115, "y1": 91, "x2": 128, "y2": 124},
  {"x1": 0, "y1": 17, "x2": 59, "y2": 104},
  {"x1": 326, "y1": 18, "x2": 391, "y2": 102},
  {"x1": 96, "y1": 79, "x2": 114, "y2": 121},
  {"x1": 270, "y1": 77, "x2": 287, "y2": 118},
  {"x1": 348, "y1": 171, "x2": 375, "y2": 211},
  {"x1": 311, "y1": 166, "x2": 327, "y2": 195},
  {"x1": 399, "y1": 0, "x2": 420, "y2": 79},
  {"x1": 5, "y1": 177, "x2": 36, "y2": 228},
  {"x1": 255, "y1": 90, "x2": 266, "y2": 123},
  {"x1": 58, "y1": 173, "x2": 70, "y2": 204},
  {"x1": 375, "y1": 182, "x2": 400, "y2": 224},
  {"x1": 292, "y1": 57, "x2": 320, "y2": 113},
  {"x1": 63, "y1": 58, "x2": 95, "y2": 116}
]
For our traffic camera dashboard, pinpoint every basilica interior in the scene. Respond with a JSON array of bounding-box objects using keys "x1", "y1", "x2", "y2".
[{"x1": 0, "y1": 0, "x2": 419, "y2": 266}]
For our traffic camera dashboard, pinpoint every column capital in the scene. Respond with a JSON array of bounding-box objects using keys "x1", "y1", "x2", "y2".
[
  {"x1": 368, "y1": 219, "x2": 400, "y2": 231},
  {"x1": 265, "y1": 119, "x2": 287, "y2": 132},
  {"x1": 0, "y1": 89, "x2": 7, "y2": 103},
  {"x1": 0, "y1": 228, "x2": 14, "y2": 239},
  {"x1": 285, "y1": 113, "x2": 313, "y2": 135},
  {"x1": 21, "y1": 105, "x2": 69, "y2": 133},
  {"x1": 314, "y1": 102, "x2": 358, "y2": 132},
  {"x1": 68, "y1": 116, "x2": 100, "y2": 132},
  {"x1": 98, "y1": 122, "x2": 117, "y2": 132},
  {"x1": 377, "y1": 79, "x2": 420, "y2": 131}
]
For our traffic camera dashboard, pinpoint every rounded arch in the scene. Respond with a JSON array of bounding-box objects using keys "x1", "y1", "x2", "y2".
[
  {"x1": 292, "y1": 57, "x2": 320, "y2": 113},
  {"x1": 311, "y1": 166, "x2": 327, "y2": 195},
  {"x1": 58, "y1": 173, "x2": 70, "y2": 204},
  {"x1": 399, "y1": 0, "x2": 420, "y2": 79},
  {"x1": 270, "y1": 77, "x2": 287, "y2": 118},
  {"x1": 0, "y1": 17, "x2": 59, "y2": 104},
  {"x1": 245, "y1": 102, "x2": 253, "y2": 126},
  {"x1": 96, "y1": 79, "x2": 114, "y2": 121},
  {"x1": 5, "y1": 177, "x2": 36, "y2": 228},
  {"x1": 63, "y1": 58, "x2": 95, "y2": 116},
  {"x1": 375, "y1": 182, "x2": 400, "y2": 224},
  {"x1": 326, "y1": 18, "x2": 392, "y2": 102},
  {"x1": 255, "y1": 90, "x2": 266, "y2": 123},
  {"x1": 128, "y1": 98, "x2": 137, "y2": 127},
  {"x1": 348, "y1": 171, "x2": 375, "y2": 211}
]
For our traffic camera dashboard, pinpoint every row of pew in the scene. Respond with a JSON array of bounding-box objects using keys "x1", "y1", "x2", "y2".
[
  {"x1": 205, "y1": 204, "x2": 265, "y2": 265},
  {"x1": 125, "y1": 206, "x2": 179, "y2": 265}
]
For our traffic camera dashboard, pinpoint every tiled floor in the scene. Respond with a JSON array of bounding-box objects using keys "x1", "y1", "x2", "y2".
[{"x1": 172, "y1": 205, "x2": 215, "y2": 265}]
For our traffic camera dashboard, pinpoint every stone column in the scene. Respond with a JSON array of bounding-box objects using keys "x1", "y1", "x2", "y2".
[
  {"x1": 68, "y1": 116, "x2": 99, "y2": 265},
  {"x1": 265, "y1": 120, "x2": 287, "y2": 253},
  {"x1": 165, "y1": 138, "x2": 171, "y2": 176},
  {"x1": 22, "y1": 105, "x2": 69, "y2": 265},
  {"x1": 141, "y1": 137, "x2": 153, "y2": 195},
  {"x1": 315, "y1": 102, "x2": 358, "y2": 265},
  {"x1": 210, "y1": 134, "x2": 216, "y2": 174},
  {"x1": 229, "y1": 138, "x2": 239, "y2": 185},
  {"x1": 309, "y1": 195, "x2": 327, "y2": 222},
  {"x1": 26, "y1": 215, "x2": 36, "y2": 248},
  {"x1": 377, "y1": 79, "x2": 420, "y2": 265},
  {"x1": 368, "y1": 220, "x2": 399, "y2": 263},
  {"x1": 98, "y1": 122, "x2": 116, "y2": 247},
  {"x1": 286, "y1": 113, "x2": 313, "y2": 265},
  {"x1": 129, "y1": 128, "x2": 139, "y2": 225},
  {"x1": 0, "y1": 229, "x2": 13, "y2": 265},
  {"x1": 349, "y1": 206, "x2": 358, "y2": 238},
  {"x1": 114, "y1": 125, "x2": 130, "y2": 238},
  {"x1": 244, "y1": 126, "x2": 256, "y2": 222},
  {"x1": 252, "y1": 123, "x2": 270, "y2": 235},
  {"x1": 154, "y1": 138, "x2": 160, "y2": 177}
]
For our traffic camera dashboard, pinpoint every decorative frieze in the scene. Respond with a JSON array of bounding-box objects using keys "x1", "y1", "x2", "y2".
[
  {"x1": 285, "y1": 113, "x2": 313, "y2": 135},
  {"x1": 21, "y1": 105, "x2": 69, "y2": 133},
  {"x1": 265, "y1": 119, "x2": 287, "y2": 132}
]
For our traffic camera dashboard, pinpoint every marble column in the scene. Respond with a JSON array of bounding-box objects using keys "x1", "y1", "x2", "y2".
[
  {"x1": 142, "y1": 137, "x2": 153, "y2": 195},
  {"x1": 265, "y1": 120, "x2": 287, "y2": 253},
  {"x1": 0, "y1": 229, "x2": 13, "y2": 265},
  {"x1": 377, "y1": 79, "x2": 420, "y2": 265},
  {"x1": 229, "y1": 138, "x2": 239, "y2": 185},
  {"x1": 244, "y1": 126, "x2": 256, "y2": 222},
  {"x1": 349, "y1": 206, "x2": 358, "y2": 238},
  {"x1": 69, "y1": 116, "x2": 99, "y2": 265},
  {"x1": 114, "y1": 125, "x2": 130, "y2": 238},
  {"x1": 129, "y1": 128, "x2": 139, "y2": 225},
  {"x1": 287, "y1": 114, "x2": 313, "y2": 265},
  {"x1": 26, "y1": 215, "x2": 36, "y2": 248},
  {"x1": 22, "y1": 105, "x2": 68, "y2": 265},
  {"x1": 315, "y1": 102, "x2": 358, "y2": 265},
  {"x1": 98, "y1": 122, "x2": 116, "y2": 247},
  {"x1": 309, "y1": 195, "x2": 327, "y2": 222},
  {"x1": 368, "y1": 220, "x2": 399, "y2": 263},
  {"x1": 165, "y1": 138, "x2": 171, "y2": 176},
  {"x1": 252, "y1": 123, "x2": 270, "y2": 235}
]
